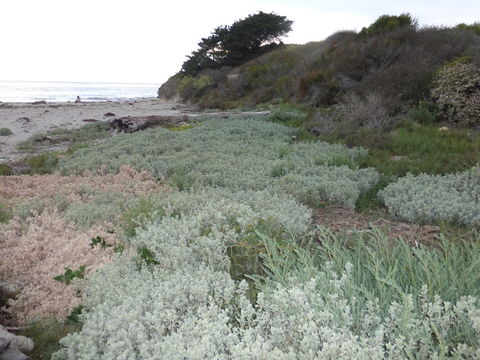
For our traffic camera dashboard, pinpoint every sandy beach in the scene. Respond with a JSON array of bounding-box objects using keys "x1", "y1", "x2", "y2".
[{"x1": 0, "y1": 98, "x2": 192, "y2": 162}]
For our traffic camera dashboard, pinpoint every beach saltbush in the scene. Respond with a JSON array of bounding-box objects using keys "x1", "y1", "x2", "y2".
[
  {"x1": 379, "y1": 167, "x2": 480, "y2": 227},
  {"x1": 53, "y1": 203, "x2": 480, "y2": 359},
  {"x1": 59, "y1": 116, "x2": 378, "y2": 208},
  {"x1": 53, "y1": 189, "x2": 312, "y2": 359}
]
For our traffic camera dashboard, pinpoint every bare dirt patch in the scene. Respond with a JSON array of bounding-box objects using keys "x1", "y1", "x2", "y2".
[{"x1": 313, "y1": 205, "x2": 441, "y2": 246}]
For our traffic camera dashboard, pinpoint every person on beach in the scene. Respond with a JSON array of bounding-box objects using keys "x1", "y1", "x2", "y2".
[{"x1": 75, "y1": 96, "x2": 81, "y2": 103}]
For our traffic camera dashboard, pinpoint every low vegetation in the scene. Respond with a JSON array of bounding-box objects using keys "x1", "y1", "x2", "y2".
[
  {"x1": 328, "y1": 123, "x2": 480, "y2": 177},
  {"x1": 379, "y1": 167, "x2": 480, "y2": 227},
  {"x1": 58, "y1": 116, "x2": 378, "y2": 209},
  {"x1": 16, "y1": 122, "x2": 110, "y2": 154},
  {"x1": 1, "y1": 12, "x2": 480, "y2": 360},
  {"x1": 0, "y1": 163, "x2": 12, "y2": 176},
  {"x1": 0, "y1": 112, "x2": 462, "y2": 358},
  {"x1": 53, "y1": 192, "x2": 480, "y2": 358},
  {"x1": 0, "y1": 128, "x2": 13, "y2": 136}
]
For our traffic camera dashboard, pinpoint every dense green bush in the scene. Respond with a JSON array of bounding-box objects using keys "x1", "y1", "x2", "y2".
[
  {"x1": 359, "y1": 13, "x2": 417, "y2": 36},
  {"x1": 178, "y1": 75, "x2": 214, "y2": 100},
  {"x1": 0, "y1": 127, "x2": 13, "y2": 136},
  {"x1": 25, "y1": 152, "x2": 60, "y2": 174},
  {"x1": 59, "y1": 116, "x2": 378, "y2": 208},
  {"x1": 456, "y1": 22, "x2": 480, "y2": 35},
  {"x1": 379, "y1": 167, "x2": 480, "y2": 227},
  {"x1": 0, "y1": 163, "x2": 12, "y2": 176},
  {"x1": 407, "y1": 100, "x2": 441, "y2": 125},
  {"x1": 431, "y1": 59, "x2": 480, "y2": 125},
  {"x1": 268, "y1": 106, "x2": 307, "y2": 127}
]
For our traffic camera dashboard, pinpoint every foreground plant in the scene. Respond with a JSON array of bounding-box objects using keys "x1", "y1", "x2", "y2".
[
  {"x1": 379, "y1": 166, "x2": 480, "y2": 227},
  {"x1": 52, "y1": 191, "x2": 480, "y2": 359}
]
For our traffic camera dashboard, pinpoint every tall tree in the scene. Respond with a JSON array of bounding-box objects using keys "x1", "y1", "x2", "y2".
[{"x1": 181, "y1": 12, "x2": 293, "y2": 75}]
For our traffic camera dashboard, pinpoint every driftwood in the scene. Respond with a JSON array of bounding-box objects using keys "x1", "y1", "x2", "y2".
[
  {"x1": 0, "y1": 282, "x2": 34, "y2": 359},
  {"x1": 109, "y1": 111, "x2": 271, "y2": 134},
  {"x1": 109, "y1": 115, "x2": 189, "y2": 133},
  {"x1": 0, "y1": 326, "x2": 34, "y2": 360}
]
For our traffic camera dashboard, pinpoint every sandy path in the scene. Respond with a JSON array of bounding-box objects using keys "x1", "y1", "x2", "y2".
[{"x1": 0, "y1": 98, "x2": 193, "y2": 161}]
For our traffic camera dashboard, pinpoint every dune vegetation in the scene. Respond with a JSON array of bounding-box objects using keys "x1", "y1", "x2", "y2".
[{"x1": 1, "y1": 13, "x2": 480, "y2": 360}]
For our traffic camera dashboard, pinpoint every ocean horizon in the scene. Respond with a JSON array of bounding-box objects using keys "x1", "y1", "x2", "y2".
[{"x1": 0, "y1": 80, "x2": 160, "y2": 103}]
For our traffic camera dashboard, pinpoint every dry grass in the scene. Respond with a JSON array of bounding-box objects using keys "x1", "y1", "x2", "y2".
[
  {"x1": 0, "y1": 166, "x2": 168, "y2": 324},
  {"x1": 0, "y1": 211, "x2": 116, "y2": 324}
]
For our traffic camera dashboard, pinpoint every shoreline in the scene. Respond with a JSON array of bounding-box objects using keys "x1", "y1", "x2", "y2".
[
  {"x1": 0, "y1": 96, "x2": 159, "y2": 106},
  {"x1": 0, "y1": 98, "x2": 193, "y2": 162}
]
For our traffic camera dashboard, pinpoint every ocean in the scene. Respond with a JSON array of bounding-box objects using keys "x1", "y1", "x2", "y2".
[{"x1": 0, "y1": 80, "x2": 160, "y2": 103}]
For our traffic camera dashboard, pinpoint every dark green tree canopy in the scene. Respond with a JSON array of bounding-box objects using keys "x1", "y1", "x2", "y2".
[{"x1": 182, "y1": 11, "x2": 293, "y2": 76}]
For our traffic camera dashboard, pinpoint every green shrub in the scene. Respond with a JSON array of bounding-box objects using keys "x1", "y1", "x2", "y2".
[
  {"x1": 90, "y1": 236, "x2": 107, "y2": 249},
  {"x1": 178, "y1": 75, "x2": 214, "y2": 100},
  {"x1": 22, "y1": 317, "x2": 81, "y2": 360},
  {"x1": 359, "y1": 13, "x2": 417, "y2": 36},
  {"x1": 407, "y1": 100, "x2": 441, "y2": 125},
  {"x1": 54, "y1": 265, "x2": 86, "y2": 285},
  {"x1": 66, "y1": 306, "x2": 84, "y2": 324},
  {"x1": 0, "y1": 127, "x2": 13, "y2": 136},
  {"x1": 0, "y1": 163, "x2": 12, "y2": 176},
  {"x1": 0, "y1": 202, "x2": 13, "y2": 223},
  {"x1": 457, "y1": 22, "x2": 480, "y2": 35},
  {"x1": 25, "y1": 152, "x2": 60, "y2": 174},
  {"x1": 245, "y1": 64, "x2": 271, "y2": 91},
  {"x1": 268, "y1": 107, "x2": 307, "y2": 127}
]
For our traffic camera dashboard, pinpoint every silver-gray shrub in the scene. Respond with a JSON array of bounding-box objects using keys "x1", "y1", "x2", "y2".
[
  {"x1": 379, "y1": 167, "x2": 480, "y2": 227},
  {"x1": 53, "y1": 189, "x2": 312, "y2": 359},
  {"x1": 63, "y1": 192, "x2": 135, "y2": 229},
  {"x1": 54, "y1": 221, "x2": 480, "y2": 359},
  {"x1": 58, "y1": 116, "x2": 378, "y2": 208}
]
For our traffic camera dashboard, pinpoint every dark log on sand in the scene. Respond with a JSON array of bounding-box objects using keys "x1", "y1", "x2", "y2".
[
  {"x1": 109, "y1": 111, "x2": 271, "y2": 134},
  {"x1": 109, "y1": 115, "x2": 189, "y2": 133}
]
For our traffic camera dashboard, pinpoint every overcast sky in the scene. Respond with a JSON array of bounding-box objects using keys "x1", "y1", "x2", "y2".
[{"x1": 1, "y1": 0, "x2": 479, "y2": 84}]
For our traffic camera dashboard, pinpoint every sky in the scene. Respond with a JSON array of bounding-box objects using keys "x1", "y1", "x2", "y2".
[{"x1": 1, "y1": 0, "x2": 479, "y2": 85}]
